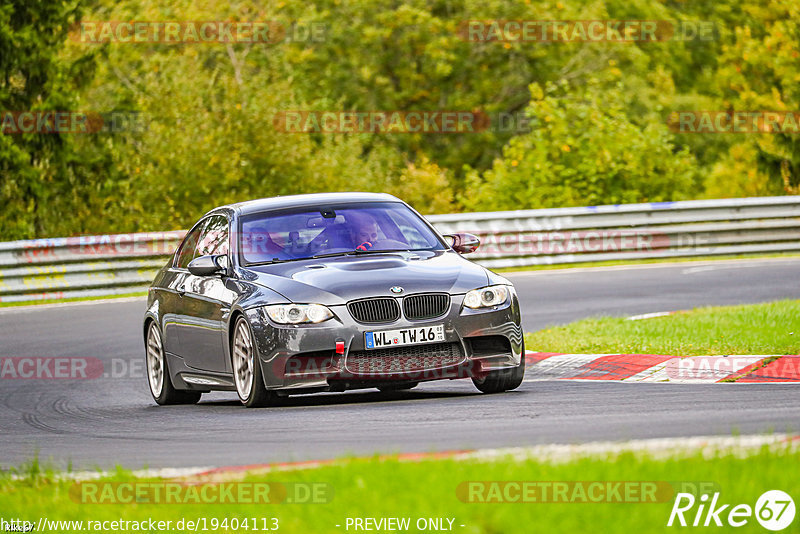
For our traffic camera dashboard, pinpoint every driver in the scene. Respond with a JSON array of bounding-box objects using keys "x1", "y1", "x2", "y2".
[{"x1": 347, "y1": 212, "x2": 380, "y2": 250}]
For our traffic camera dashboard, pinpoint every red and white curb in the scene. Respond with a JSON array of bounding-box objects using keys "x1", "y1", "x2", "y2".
[{"x1": 524, "y1": 352, "x2": 800, "y2": 383}]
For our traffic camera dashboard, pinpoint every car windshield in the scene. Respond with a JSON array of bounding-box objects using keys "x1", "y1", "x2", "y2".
[{"x1": 239, "y1": 201, "x2": 445, "y2": 264}]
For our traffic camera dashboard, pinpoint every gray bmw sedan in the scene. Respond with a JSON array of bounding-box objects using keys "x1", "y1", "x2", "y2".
[{"x1": 143, "y1": 192, "x2": 524, "y2": 407}]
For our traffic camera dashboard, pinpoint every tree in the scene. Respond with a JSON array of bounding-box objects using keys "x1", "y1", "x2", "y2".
[
  {"x1": 710, "y1": 0, "x2": 800, "y2": 195},
  {"x1": 0, "y1": 0, "x2": 98, "y2": 239},
  {"x1": 461, "y1": 79, "x2": 697, "y2": 211}
]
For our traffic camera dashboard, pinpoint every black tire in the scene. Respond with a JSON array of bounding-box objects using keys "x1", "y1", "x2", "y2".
[
  {"x1": 472, "y1": 345, "x2": 526, "y2": 394},
  {"x1": 231, "y1": 316, "x2": 276, "y2": 408},
  {"x1": 377, "y1": 382, "x2": 419, "y2": 392},
  {"x1": 145, "y1": 321, "x2": 202, "y2": 405}
]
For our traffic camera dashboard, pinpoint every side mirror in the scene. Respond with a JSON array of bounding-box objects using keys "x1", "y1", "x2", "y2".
[
  {"x1": 444, "y1": 233, "x2": 480, "y2": 254},
  {"x1": 188, "y1": 255, "x2": 226, "y2": 276}
]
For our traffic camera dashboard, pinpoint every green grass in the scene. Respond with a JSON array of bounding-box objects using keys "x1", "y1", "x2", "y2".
[
  {"x1": 525, "y1": 300, "x2": 800, "y2": 356},
  {"x1": 493, "y1": 251, "x2": 800, "y2": 273},
  {"x1": 2, "y1": 447, "x2": 798, "y2": 533}
]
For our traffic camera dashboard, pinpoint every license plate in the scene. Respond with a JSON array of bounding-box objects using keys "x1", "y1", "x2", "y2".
[{"x1": 364, "y1": 325, "x2": 445, "y2": 350}]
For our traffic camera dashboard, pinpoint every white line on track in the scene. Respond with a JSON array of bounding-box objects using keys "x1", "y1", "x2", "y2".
[
  {"x1": 679, "y1": 262, "x2": 786, "y2": 274},
  {"x1": 0, "y1": 296, "x2": 146, "y2": 314},
  {"x1": 506, "y1": 256, "x2": 800, "y2": 277},
  {"x1": 625, "y1": 311, "x2": 677, "y2": 321}
]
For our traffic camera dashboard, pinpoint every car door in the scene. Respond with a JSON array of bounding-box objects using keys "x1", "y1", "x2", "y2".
[{"x1": 176, "y1": 215, "x2": 236, "y2": 373}]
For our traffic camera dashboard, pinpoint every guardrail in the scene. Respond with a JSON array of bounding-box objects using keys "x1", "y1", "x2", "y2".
[{"x1": 1, "y1": 196, "x2": 798, "y2": 303}]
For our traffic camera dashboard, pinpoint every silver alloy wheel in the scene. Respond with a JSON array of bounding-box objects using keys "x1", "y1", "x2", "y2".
[
  {"x1": 146, "y1": 323, "x2": 164, "y2": 397},
  {"x1": 233, "y1": 319, "x2": 254, "y2": 401}
]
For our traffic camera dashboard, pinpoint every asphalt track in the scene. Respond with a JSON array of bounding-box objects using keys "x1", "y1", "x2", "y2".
[{"x1": 1, "y1": 257, "x2": 799, "y2": 470}]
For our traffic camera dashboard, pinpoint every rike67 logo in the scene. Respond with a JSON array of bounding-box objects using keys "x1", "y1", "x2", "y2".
[{"x1": 668, "y1": 490, "x2": 795, "y2": 530}]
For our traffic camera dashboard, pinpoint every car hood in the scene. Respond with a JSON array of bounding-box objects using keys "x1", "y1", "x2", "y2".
[{"x1": 243, "y1": 250, "x2": 490, "y2": 305}]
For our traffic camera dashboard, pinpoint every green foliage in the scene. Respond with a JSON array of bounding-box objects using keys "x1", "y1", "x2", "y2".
[
  {"x1": 709, "y1": 0, "x2": 800, "y2": 196},
  {"x1": 390, "y1": 157, "x2": 454, "y2": 214},
  {"x1": 462, "y1": 79, "x2": 697, "y2": 210},
  {"x1": 702, "y1": 143, "x2": 781, "y2": 199},
  {"x1": 0, "y1": 0, "x2": 96, "y2": 239}
]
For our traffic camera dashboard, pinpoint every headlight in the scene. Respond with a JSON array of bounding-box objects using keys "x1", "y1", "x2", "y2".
[
  {"x1": 463, "y1": 285, "x2": 509, "y2": 309},
  {"x1": 264, "y1": 304, "x2": 334, "y2": 324}
]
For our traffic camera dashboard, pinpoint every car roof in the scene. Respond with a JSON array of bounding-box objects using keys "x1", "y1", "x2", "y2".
[{"x1": 208, "y1": 192, "x2": 403, "y2": 217}]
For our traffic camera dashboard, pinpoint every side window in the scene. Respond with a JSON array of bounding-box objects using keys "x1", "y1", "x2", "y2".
[
  {"x1": 196, "y1": 216, "x2": 229, "y2": 257},
  {"x1": 174, "y1": 220, "x2": 208, "y2": 269}
]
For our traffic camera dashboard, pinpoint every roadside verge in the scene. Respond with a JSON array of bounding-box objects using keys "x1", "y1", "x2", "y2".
[{"x1": 524, "y1": 352, "x2": 800, "y2": 383}]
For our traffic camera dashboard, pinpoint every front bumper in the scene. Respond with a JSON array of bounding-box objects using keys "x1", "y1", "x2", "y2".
[{"x1": 243, "y1": 288, "x2": 523, "y2": 391}]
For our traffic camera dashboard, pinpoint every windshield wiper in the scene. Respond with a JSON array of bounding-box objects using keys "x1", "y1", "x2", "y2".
[
  {"x1": 353, "y1": 248, "x2": 412, "y2": 255},
  {"x1": 310, "y1": 251, "x2": 358, "y2": 259},
  {"x1": 246, "y1": 258, "x2": 295, "y2": 266},
  {"x1": 248, "y1": 252, "x2": 357, "y2": 266},
  {"x1": 247, "y1": 248, "x2": 426, "y2": 266}
]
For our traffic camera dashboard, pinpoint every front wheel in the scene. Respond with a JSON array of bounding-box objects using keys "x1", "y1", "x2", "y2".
[
  {"x1": 472, "y1": 346, "x2": 526, "y2": 394},
  {"x1": 231, "y1": 316, "x2": 275, "y2": 407},
  {"x1": 145, "y1": 322, "x2": 201, "y2": 405}
]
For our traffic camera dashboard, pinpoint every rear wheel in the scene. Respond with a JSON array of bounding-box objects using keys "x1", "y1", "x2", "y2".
[
  {"x1": 232, "y1": 316, "x2": 275, "y2": 407},
  {"x1": 146, "y1": 322, "x2": 202, "y2": 405},
  {"x1": 472, "y1": 345, "x2": 526, "y2": 394}
]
